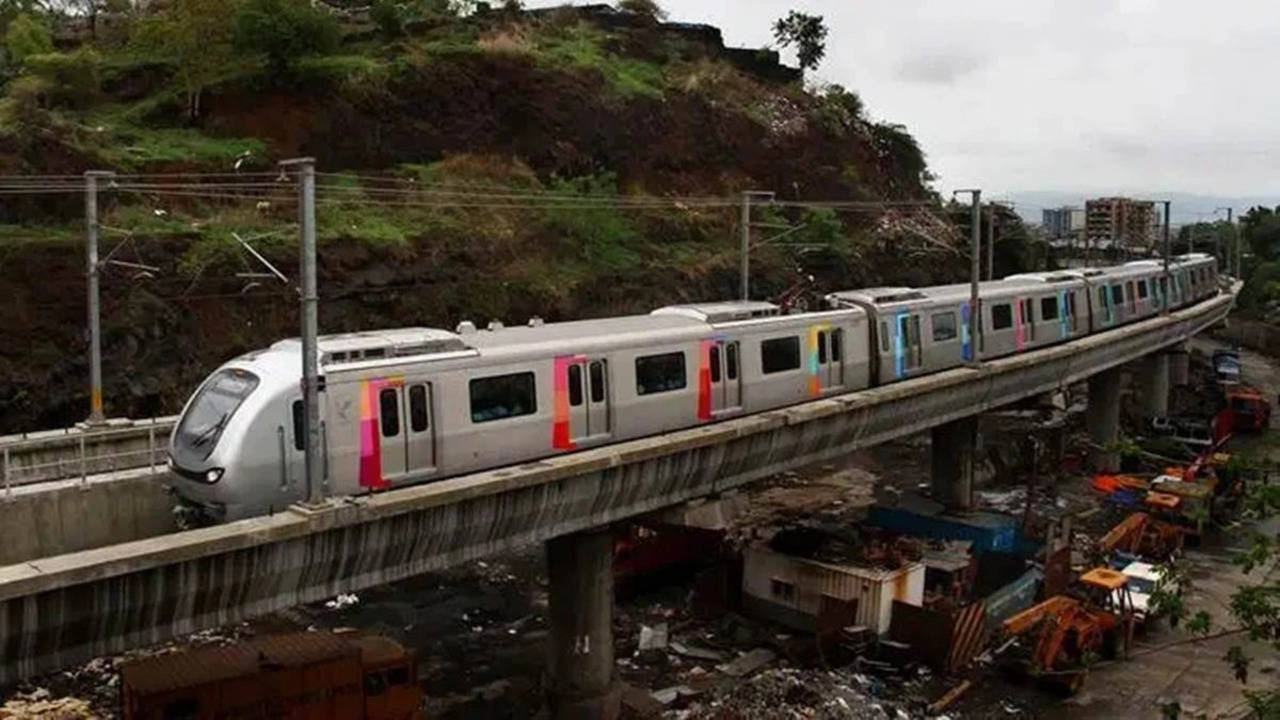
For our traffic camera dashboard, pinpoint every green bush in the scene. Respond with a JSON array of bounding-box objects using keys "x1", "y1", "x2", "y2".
[
  {"x1": 231, "y1": 0, "x2": 340, "y2": 77},
  {"x1": 24, "y1": 48, "x2": 101, "y2": 107},
  {"x1": 3, "y1": 12, "x2": 52, "y2": 69},
  {"x1": 370, "y1": 0, "x2": 405, "y2": 38}
]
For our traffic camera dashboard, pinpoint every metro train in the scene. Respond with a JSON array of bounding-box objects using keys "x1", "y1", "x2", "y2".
[{"x1": 168, "y1": 254, "x2": 1221, "y2": 522}]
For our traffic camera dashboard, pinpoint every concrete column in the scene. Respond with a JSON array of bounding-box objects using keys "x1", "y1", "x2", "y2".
[
  {"x1": 546, "y1": 528, "x2": 620, "y2": 720},
  {"x1": 931, "y1": 417, "x2": 976, "y2": 511},
  {"x1": 1169, "y1": 346, "x2": 1190, "y2": 387},
  {"x1": 1088, "y1": 368, "x2": 1123, "y2": 472},
  {"x1": 1140, "y1": 353, "x2": 1170, "y2": 419}
]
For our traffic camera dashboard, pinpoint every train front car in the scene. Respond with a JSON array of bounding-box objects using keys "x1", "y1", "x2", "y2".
[{"x1": 167, "y1": 345, "x2": 301, "y2": 525}]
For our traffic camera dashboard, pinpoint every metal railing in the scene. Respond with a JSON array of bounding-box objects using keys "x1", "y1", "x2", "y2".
[{"x1": 1, "y1": 417, "x2": 177, "y2": 497}]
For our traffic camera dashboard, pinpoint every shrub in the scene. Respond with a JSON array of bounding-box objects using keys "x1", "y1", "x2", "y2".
[
  {"x1": 231, "y1": 0, "x2": 340, "y2": 76},
  {"x1": 3, "y1": 12, "x2": 52, "y2": 69},
  {"x1": 24, "y1": 47, "x2": 101, "y2": 107},
  {"x1": 370, "y1": 0, "x2": 405, "y2": 38},
  {"x1": 617, "y1": 0, "x2": 666, "y2": 21}
]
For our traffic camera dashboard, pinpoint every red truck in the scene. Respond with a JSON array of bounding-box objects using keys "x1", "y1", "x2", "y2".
[{"x1": 120, "y1": 632, "x2": 422, "y2": 720}]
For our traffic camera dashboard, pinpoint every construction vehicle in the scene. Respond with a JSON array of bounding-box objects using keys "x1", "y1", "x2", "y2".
[
  {"x1": 998, "y1": 568, "x2": 1136, "y2": 694},
  {"x1": 120, "y1": 632, "x2": 423, "y2": 720},
  {"x1": 1225, "y1": 384, "x2": 1271, "y2": 432},
  {"x1": 1097, "y1": 511, "x2": 1185, "y2": 561}
]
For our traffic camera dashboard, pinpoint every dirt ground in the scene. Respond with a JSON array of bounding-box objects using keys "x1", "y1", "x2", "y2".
[{"x1": 4, "y1": 342, "x2": 1280, "y2": 719}]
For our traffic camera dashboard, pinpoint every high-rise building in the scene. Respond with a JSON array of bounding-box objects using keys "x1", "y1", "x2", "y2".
[
  {"x1": 1042, "y1": 206, "x2": 1085, "y2": 248},
  {"x1": 1085, "y1": 197, "x2": 1156, "y2": 250}
]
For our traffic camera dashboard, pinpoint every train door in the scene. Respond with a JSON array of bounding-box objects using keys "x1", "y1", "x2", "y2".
[
  {"x1": 709, "y1": 341, "x2": 742, "y2": 413},
  {"x1": 285, "y1": 395, "x2": 328, "y2": 495},
  {"x1": 566, "y1": 357, "x2": 611, "y2": 444},
  {"x1": 377, "y1": 385, "x2": 407, "y2": 480},
  {"x1": 815, "y1": 329, "x2": 845, "y2": 390},
  {"x1": 405, "y1": 382, "x2": 436, "y2": 473},
  {"x1": 897, "y1": 314, "x2": 923, "y2": 373}
]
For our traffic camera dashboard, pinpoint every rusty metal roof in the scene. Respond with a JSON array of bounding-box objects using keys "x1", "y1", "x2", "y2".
[
  {"x1": 119, "y1": 632, "x2": 359, "y2": 696},
  {"x1": 348, "y1": 634, "x2": 410, "y2": 667}
]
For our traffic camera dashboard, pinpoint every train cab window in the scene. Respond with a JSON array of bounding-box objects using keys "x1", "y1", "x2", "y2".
[
  {"x1": 931, "y1": 312, "x2": 957, "y2": 342},
  {"x1": 409, "y1": 385, "x2": 429, "y2": 431},
  {"x1": 830, "y1": 331, "x2": 842, "y2": 362},
  {"x1": 879, "y1": 322, "x2": 889, "y2": 352},
  {"x1": 1110, "y1": 285, "x2": 1123, "y2": 305},
  {"x1": 761, "y1": 336, "x2": 802, "y2": 374},
  {"x1": 589, "y1": 361, "x2": 606, "y2": 402},
  {"x1": 568, "y1": 364, "x2": 583, "y2": 407},
  {"x1": 1138, "y1": 280, "x2": 1149, "y2": 299},
  {"x1": 364, "y1": 671, "x2": 389, "y2": 697},
  {"x1": 725, "y1": 344, "x2": 739, "y2": 380},
  {"x1": 470, "y1": 372, "x2": 537, "y2": 422},
  {"x1": 379, "y1": 389, "x2": 399, "y2": 437},
  {"x1": 636, "y1": 352, "x2": 687, "y2": 394},
  {"x1": 163, "y1": 698, "x2": 199, "y2": 720},
  {"x1": 1040, "y1": 296, "x2": 1058, "y2": 321},
  {"x1": 817, "y1": 331, "x2": 828, "y2": 364},
  {"x1": 292, "y1": 400, "x2": 305, "y2": 450},
  {"x1": 710, "y1": 346, "x2": 722, "y2": 382},
  {"x1": 991, "y1": 304, "x2": 1013, "y2": 330}
]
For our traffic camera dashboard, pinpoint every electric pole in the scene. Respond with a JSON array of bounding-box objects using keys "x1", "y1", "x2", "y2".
[
  {"x1": 986, "y1": 204, "x2": 995, "y2": 280},
  {"x1": 954, "y1": 189, "x2": 982, "y2": 367},
  {"x1": 84, "y1": 170, "x2": 115, "y2": 425},
  {"x1": 1162, "y1": 200, "x2": 1171, "y2": 314},
  {"x1": 280, "y1": 157, "x2": 324, "y2": 504},
  {"x1": 738, "y1": 191, "x2": 774, "y2": 301}
]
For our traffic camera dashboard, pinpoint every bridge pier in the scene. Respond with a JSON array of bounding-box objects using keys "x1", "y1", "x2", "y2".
[
  {"x1": 1169, "y1": 344, "x2": 1190, "y2": 387},
  {"x1": 1140, "y1": 353, "x2": 1170, "y2": 419},
  {"x1": 545, "y1": 528, "x2": 621, "y2": 720},
  {"x1": 1088, "y1": 367, "x2": 1123, "y2": 472},
  {"x1": 931, "y1": 417, "x2": 976, "y2": 511}
]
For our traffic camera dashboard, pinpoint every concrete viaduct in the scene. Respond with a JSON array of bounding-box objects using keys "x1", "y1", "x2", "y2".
[{"x1": 0, "y1": 289, "x2": 1233, "y2": 716}]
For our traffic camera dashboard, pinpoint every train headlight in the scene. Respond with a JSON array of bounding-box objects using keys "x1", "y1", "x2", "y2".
[{"x1": 204, "y1": 468, "x2": 224, "y2": 483}]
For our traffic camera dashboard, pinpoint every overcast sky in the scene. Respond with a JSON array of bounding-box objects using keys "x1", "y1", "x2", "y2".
[{"x1": 532, "y1": 1, "x2": 1278, "y2": 203}]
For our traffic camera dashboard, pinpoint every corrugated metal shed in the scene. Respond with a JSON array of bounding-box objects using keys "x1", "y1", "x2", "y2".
[
  {"x1": 867, "y1": 501, "x2": 1019, "y2": 552},
  {"x1": 742, "y1": 546, "x2": 924, "y2": 634}
]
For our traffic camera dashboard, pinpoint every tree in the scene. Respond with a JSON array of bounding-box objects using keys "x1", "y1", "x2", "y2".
[
  {"x1": 369, "y1": 0, "x2": 404, "y2": 38},
  {"x1": 772, "y1": 10, "x2": 827, "y2": 72},
  {"x1": 231, "y1": 0, "x2": 340, "y2": 78},
  {"x1": 133, "y1": 0, "x2": 235, "y2": 120},
  {"x1": 3, "y1": 11, "x2": 51, "y2": 69},
  {"x1": 617, "y1": 0, "x2": 665, "y2": 21}
]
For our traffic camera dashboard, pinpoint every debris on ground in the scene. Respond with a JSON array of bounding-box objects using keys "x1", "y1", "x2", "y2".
[
  {"x1": 324, "y1": 592, "x2": 360, "y2": 610},
  {"x1": 0, "y1": 688, "x2": 94, "y2": 719},
  {"x1": 675, "y1": 668, "x2": 901, "y2": 719}
]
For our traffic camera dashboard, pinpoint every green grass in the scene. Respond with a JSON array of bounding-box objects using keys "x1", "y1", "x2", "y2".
[
  {"x1": 537, "y1": 23, "x2": 664, "y2": 99},
  {"x1": 92, "y1": 126, "x2": 267, "y2": 170}
]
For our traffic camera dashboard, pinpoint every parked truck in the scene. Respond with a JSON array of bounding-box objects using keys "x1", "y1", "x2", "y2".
[{"x1": 119, "y1": 632, "x2": 422, "y2": 720}]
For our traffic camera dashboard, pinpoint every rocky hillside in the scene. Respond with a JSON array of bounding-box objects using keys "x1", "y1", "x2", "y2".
[{"x1": 0, "y1": 2, "x2": 966, "y2": 431}]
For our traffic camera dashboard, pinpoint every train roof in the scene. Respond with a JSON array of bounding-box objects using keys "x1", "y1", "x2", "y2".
[{"x1": 120, "y1": 632, "x2": 360, "y2": 696}]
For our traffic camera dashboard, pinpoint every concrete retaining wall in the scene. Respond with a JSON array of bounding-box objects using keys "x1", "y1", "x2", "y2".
[
  {"x1": 0, "y1": 471, "x2": 177, "y2": 566},
  {"x1": 0, "y1": 292, "x2": 1233, "y2": 684}
]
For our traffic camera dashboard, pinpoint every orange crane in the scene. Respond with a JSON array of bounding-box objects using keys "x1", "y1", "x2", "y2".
[
  {"x1": 1097, "y1": 511, "x2": 1185, "y2": 560},
  {"x1": 999, "y1": 568, "x2": 1136, "y2": 694}
]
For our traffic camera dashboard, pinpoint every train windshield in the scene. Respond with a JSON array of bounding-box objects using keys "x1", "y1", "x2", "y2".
[{"x1": 175, "y1": 369, "x2": 259, "y2": 459}]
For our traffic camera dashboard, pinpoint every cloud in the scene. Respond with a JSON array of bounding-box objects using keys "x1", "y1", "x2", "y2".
[{"x1": 892, "y1": 50, "x2": 987, "y2": 85}]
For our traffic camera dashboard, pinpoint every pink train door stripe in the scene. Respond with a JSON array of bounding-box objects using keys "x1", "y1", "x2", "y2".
[
  {"x1": 1013, "y1": 298, "x2": 1026, "y2": 349},
  {"x1": 359, "y1": 377, "x2": 403, "y2": 490},
  {"x1": 697, "y1": 340, "x2": 715, "y2": 421},
  {"x1": 552, "y1": 355, "x2": 586, "y2": 450}
]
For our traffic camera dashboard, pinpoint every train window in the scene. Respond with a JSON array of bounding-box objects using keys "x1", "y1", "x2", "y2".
[
  {"x1": 1137, "y1": 280, "x2": 1148, "y2": 299},
  {"x1": 991, "y1": 304, "x2": 1013, "y2": 330},
  {"x1": 379, "y1": 389, "x2": 399, "y2": 437},
  {"x1": 879, "y1": 322, "x2": 889, "y2": 352},
  {"x1": 409, "y1": 385, "x2": 429, "y2": 432},
  {"x1": 726, "y1": 344, "x2": 739, "y2": 380},
  {"x1": 1126, "y1": 281, "x2": 1135, "y2": 301},
  {"x1": 931, "y1": 312, "x2": 957, "y2": 342},
  {"x1": 1098, "y1": 287, "x2": 1108, "y2": 307},
  {"x1": 292, "y1": 400, "x2": 305, "y2": 450},
  {"x1": 364, "y1": 348, "x2": 386, "y2": 359},
  {"x1": 365, "y1": 671, "x2": 389, "y2": 697},
  {"x1": 831, "y1": 331, "x2": 842, "y2": 362},
  {"x1": 470, "y1": 372, "x2": 537, "y2": 422},
  {"x1": 1110, "y1": 285, "x2": 1123, "y2": 305},
  {"x1": 387, "y1": 666, "x2": 410, "y2": 686},
  {"x1": 636, "y1": 352, "x2": 686, "y2": 394},
  {"x1": 1160, "y1": 277, "x2": 1169, "y2": 297},
  {"x1": 590, "y1": 361, "x2": 605, "y2": 402},
  {"x1": 163, "y1": 698, "x2": 199, "y2": 720},
  {"x1": 761, "y1": 336, "x2": 802, "y2": 374},
  {"x1": 568, "y1": 364, "x2": 583, "y2": 407},
  {"x1": 709, "y1": 346, "x2": 722, "y2": 382},
  {"x1": 818, "y1": 331, "x2": 828, "y2": 364},
  {"x1": 1040, "y1": 296, "x2": 1058, "y2": 321}
]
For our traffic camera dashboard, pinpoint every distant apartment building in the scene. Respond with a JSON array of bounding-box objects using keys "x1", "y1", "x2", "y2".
[
  {"x1": 1085, "y1": 197, "x2": 1156, "y2": 250},
  {"x1": 1041, "y1": 206, "x2": 1085, "y2": 246}
]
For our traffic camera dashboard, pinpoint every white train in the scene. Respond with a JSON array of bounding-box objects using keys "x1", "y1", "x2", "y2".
[{"x1": 168, "y1": 254, "x2": 1220, "y2": 522}]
